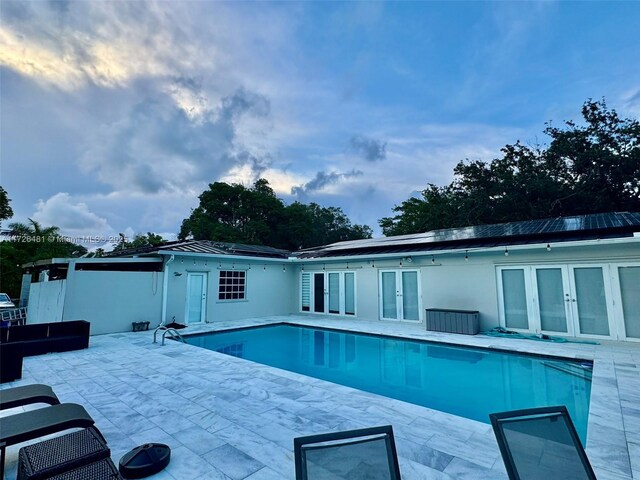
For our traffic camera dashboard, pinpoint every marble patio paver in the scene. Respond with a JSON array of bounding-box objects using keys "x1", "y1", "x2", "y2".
[{"x1": 1, "y1": 314, "x2": 638, "y2": 479}]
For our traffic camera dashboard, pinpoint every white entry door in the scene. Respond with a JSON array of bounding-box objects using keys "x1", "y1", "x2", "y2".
[
  {"x1": 379, "y1": 270, "x2": 421, "y2": 322},
  {"x1": 186, "y1": 272, "x2": 207, "y2": 324}
]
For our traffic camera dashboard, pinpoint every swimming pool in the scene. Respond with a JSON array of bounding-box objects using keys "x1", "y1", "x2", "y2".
[{"x1": 185, "y1": 324, "x2": 592, "y2": 441}]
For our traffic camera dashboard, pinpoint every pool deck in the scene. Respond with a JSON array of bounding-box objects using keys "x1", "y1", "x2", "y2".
[{"x1": 2, "y1": 314, "x2": 639, "y2": 479}]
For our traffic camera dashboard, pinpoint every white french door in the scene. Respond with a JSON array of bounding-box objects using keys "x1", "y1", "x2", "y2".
[
  {"x1": 569, "y1": 266, "x2": 614, "y2": 337},
  {"x1": 301, "y1": 271, "x2": 356, "y2": 316},
  {"x1": 498, "y1": 264, "x2": 615, "y2": 339},
  {"x1": 534, "y1": 266, "x2": 573, "y2": 335},
  {"x1": 379, "y1": 270, "x2": 421, "y2": 322},
  {"x1": 186, "y1": 272, "x2": 207, "y2": 324},
  {"x1": 613, "y1": 265, "x2": 640, "y2": 341}
]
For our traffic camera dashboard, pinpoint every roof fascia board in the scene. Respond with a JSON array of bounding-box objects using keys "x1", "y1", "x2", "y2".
[
  {"x1": 22, "y1": 257, "x2": 163, "y2": 268},
  {"x1": 21, "y1": 258, "x2": 70, "y2": 268}
]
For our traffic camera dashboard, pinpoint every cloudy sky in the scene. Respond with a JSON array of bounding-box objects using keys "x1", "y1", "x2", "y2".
[{"x1": 1, "y1": 1, "x2": 639, "y2": 245}]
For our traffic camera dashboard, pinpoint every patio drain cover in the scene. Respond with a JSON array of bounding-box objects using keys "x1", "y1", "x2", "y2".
[{"x1": 119, "y1": 443, "x2": 170, "y2": 479}]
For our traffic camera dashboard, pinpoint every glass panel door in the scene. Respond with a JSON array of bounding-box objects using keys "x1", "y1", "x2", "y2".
[
  {"x1": 381, "y1": 271, "x2": 398, "y2": 320},
  {"x1": 501, "y1": 269, "x2": 530, "y2": 330},
  {"x1": 499, "y1": 264, "x2": 617, "y2": 339},
  {"x1": 186, "y1": 273, "x2": 207, "y2": 324},
  {"x1": 328, "y1": 273, "x2": 340, "y2": 314},
  {"x1": 571, "y1": 267, "x2": 611, "y2": 336},
  {"x1": 535, "y1": 268, "x2": 570, "y2": 333},
  {"x1": 401, "y1": 271, "x2": 419, "y2": 321},
  {"x1": 380, "y1": 270, "x2": 420, "y2": 321},
  {"x1": 313, "y1": 273, "x2": 325, "y2": 313},
  {"x1": 619, "y1": 266, "x2": 640, "y2": 339},
  {"x1": 305, "y1": 271, "x2": 356, "y2": 316},
  {"x1": 344, "y1": 272, "x2": 355, "y2": 315}
]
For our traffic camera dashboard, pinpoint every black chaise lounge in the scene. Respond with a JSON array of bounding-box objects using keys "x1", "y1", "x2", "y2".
[
  {"x1": 293, "y1": 425, "x2": 402, "y2": 480},
  {"x1": 0, "y1": 403, "x2": 94, "y2": 479},
  {"x1": 490, "y1": 405, "x2": 597, "y2": 480},
  {"x1": 0, "y1": 384, "x2": 60, "y2": 411}
]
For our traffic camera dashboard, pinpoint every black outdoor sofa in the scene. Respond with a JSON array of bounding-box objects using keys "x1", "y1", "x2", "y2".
[{"x1": 0, "y1": 320, "x2": 90, "y2": 383}]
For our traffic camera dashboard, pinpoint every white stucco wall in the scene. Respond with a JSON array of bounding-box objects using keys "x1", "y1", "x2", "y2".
[
  {"x1": 24, "y1": 238, "x2": 638, "y2": 339},
  {"x1": 165, "y1": 257, "x2": 297, "y2": 325},
  {"x1": 62, "y1": 269, "x2": 163, "y2": 335},
  {"x1": 294, "y1": 240, "x2": 640, "y2": 336}
]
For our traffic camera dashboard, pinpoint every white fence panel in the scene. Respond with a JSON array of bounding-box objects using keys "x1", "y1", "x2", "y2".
[{"x1": 27, "y1": 280, "x2": 67, "y2": 324}]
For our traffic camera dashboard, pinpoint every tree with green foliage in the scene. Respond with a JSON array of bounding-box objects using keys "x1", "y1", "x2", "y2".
[
  {"x1": 180, "y1": 179, "x2": 372, "y2": 249},
  {"x1": 0, "y1": 219, "x2": 87, "y2": 298},
  {"x1": 179, "y1": 179, "x2": 285, "y2": 246},
  {"x1": 112, "y1": 232, "x2": 167, "y2": 252},
  {"x1": 380, "y1": 99, "x2": 640, "y2": 235},
  {"x1": 278, "y1": 202, "x2": 373, "y2": 249},
  {"x1": 0, "y1": 186, "x2": 13, "y2": 225}
]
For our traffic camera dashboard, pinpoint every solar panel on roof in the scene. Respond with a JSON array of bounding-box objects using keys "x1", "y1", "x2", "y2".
[{"x1": 296, "y1": 212, "x2": 640, "y2": 258}]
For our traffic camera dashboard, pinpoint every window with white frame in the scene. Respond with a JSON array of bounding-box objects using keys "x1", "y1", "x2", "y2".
[{"x1": 218, "y1": 270, "x2": 246, "y2": 300}]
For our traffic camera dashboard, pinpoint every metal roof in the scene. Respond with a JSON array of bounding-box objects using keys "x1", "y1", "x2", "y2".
[
  {"x1": 295, "y1": 212, "x2": 640, "y2": 259},
  {"x1": 105, "y1": 240, "x2": 291, "y2": 259}
]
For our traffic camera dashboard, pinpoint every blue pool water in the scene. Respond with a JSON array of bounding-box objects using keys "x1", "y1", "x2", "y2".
[{"x1": 185, "y1": 324, "x2": 592, "y2": 441}]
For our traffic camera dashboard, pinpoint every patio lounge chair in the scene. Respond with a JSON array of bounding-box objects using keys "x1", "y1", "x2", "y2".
[
  {"x1": 0, "y1": 384, "x2": 60, "y2": 411},
  {"x1": 489, "y1": 405, "x2": 596, "y2": 480},
  {"x1": 293, "y1": 425, "x2": 402, "y2": 480},
  {"x1": 0, "y1": 403, "x2": 94, "y2": 479}
]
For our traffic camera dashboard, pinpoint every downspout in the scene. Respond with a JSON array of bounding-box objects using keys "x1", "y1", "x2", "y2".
[{"x1": 160, "y1": 255, "x2": 175, "y2": 326}]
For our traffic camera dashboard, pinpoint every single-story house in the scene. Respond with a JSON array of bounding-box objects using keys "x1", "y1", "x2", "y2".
[{"x1": 22, "y1": 212, "x2": 640, "y2": 341}]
